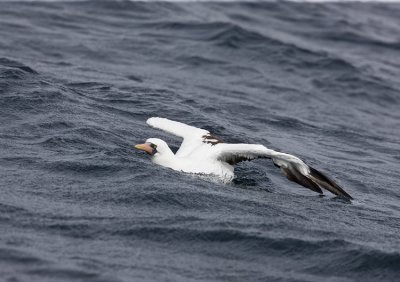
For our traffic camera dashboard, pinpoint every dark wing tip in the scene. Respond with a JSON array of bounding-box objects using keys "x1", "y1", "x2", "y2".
[
  {"x1": 281, "y1": 166, "x2": 323, "y2": 194},
  {"x1": 309, "y1": 167, "x2": 353, "y2": 200},
  {"x1": 278, "y1": 164, "x2": 353, "y2": 200}
]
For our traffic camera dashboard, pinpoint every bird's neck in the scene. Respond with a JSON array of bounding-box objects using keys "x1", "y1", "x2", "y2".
[{"x1": 151, "y1": 146, "x2": 176, "y2": 167}]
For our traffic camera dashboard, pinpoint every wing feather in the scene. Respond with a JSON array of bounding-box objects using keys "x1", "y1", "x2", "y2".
[
  {"x1": 146, "y1": 117, "x2": 220, "y2": 157},
  {"x1": 308, "y1": 167, "x2": 353, "y2": 199},
  {"x1": 147, "y1": 117, "x2": 209, "y2": 139},
  {"x1": 213, "y1": 144, "x2": 352, "y2": 199}
]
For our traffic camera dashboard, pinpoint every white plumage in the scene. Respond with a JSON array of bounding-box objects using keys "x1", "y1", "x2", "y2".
[{"x1": 135, "y1": 117, "x2": 353, "y2": 200}]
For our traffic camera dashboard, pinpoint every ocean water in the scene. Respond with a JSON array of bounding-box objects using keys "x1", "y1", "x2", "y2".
[{"x1": 1, "y1": 1, "x2": 400, "y2": 281}]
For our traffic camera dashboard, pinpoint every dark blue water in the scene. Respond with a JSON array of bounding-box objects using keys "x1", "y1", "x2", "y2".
[{"x1": 1, "y1": 1, "x2": 400, "y2": 281}]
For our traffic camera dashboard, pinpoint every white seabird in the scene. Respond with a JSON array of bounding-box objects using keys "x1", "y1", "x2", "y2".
[{"x1": 135, "y1": 117, "x2": 353, "y2": 200}]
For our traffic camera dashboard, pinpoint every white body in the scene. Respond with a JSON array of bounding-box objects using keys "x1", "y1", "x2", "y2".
[{"x1": 150, "y1": 140, "x2": 236, "y2": 181}]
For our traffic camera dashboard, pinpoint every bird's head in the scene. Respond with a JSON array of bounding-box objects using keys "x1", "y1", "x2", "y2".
[{"x1": 135, "y1": 138, "x2": 172, "y2": 159}]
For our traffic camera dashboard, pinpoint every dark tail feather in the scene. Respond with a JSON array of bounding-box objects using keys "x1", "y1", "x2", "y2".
[{"x1": 308, "y1": 167, "x2": 353, "y2": 200}]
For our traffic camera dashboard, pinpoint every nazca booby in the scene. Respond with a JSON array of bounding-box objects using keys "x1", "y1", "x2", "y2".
[{"x1": 135, "y1": 117, "x2": 353, "y2": 200}]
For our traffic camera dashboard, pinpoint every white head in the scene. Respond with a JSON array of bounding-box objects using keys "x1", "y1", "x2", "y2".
[{"x1": 135, "y1": 138, "x2": 174, "y2": 161}]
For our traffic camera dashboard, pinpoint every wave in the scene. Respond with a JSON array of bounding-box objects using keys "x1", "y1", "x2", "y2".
[
  {"x1": 112, "y1": 226, "x2": 400, "y2": 274},
  {"x1": 1, "y1": 1, "x2": 400, "y2": 281},
  {"x1": 0, "y1": 58, "x2": 37, "y2": 74},
  {"x1": 0, "y1": 247, "x2": 46, "y2": 265}
]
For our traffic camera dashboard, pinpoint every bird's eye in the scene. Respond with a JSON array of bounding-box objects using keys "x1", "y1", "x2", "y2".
[{"x1": 150, "y1": 143, "x2": 157, "y2": 149}]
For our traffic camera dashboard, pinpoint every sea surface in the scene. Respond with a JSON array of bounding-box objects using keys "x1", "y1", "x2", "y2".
[{"x1": 1, "y1": 1, "x2": 400, "y2": 281}]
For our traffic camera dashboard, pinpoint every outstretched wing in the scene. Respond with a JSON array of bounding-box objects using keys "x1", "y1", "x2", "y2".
[
  {"x1": 146, "y1": 117, "x2": 223, "y2": 157},
  {"x1": 213, "y1": 144, "x2": 353, "y2": 200}
]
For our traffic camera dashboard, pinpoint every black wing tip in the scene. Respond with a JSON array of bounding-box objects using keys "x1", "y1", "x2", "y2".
[
  {"x1": 281, "y1": 166, "x2": 323, "y2": 194},
  {"x1": 277, "y1": 163, "x2": 354, "y2": 200},
  {"x1": 309, "y1": 166, "x2": 353, "y2": 200}
]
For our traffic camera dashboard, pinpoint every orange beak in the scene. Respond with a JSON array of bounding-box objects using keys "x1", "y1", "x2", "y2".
[{"x1": 135, "y1": 143, "x2": 154, "y2": 155}]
